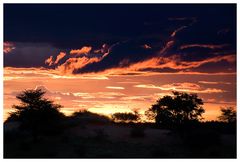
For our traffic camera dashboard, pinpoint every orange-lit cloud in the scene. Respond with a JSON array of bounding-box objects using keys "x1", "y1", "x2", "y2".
[
  {"x1": 54, "y1": 52, "x2": 66, "y2": 64},
  {"x1": 43, "y1": 44, "x2": 112, "y2": 74},
  {"x1": 124, "y1": 54, "x2": 236, "y2": 71},
  {"x1": 142, "y1": 44, "x2": 152, "y2": 49},
  {"x1": 70, "y1": 46, "x2": 92, "y2": 55},
  {"x1": 106, "y1": 86, "x2": 125, "y2": 90},
  {"x1": 45, "y1": 55, "x2": 54, "y2": 66},
  {"x1": 57, "y1": 56, "x2": 101, "y2": 74},
  {"x1": 4, "y1": 42, "x2": 15, "y2": 53},
  {"x1": 3, "y1": 76, "x2": 25, "y2": 81},
  {"x1": 198, "y1": 81, "x2": 231, "y2": 85},
  {"x1": 4, "y1": 67, "x2": 109, "y2": 80},
  {"x1": 134, "y1": 82, "x2": 225, "y2": 94},
  {"x1": 159, "y1": 40, "x2": 175, "y2": 55},
  {"x1": 171, "y1": 26, "x2": 187, "y2": 37},
  {"x1": 180, "y1": 44, "x2": 229, "y2": 50}
]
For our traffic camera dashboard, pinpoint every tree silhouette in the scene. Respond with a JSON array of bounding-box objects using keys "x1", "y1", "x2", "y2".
[
  {"x1": 218, "y1": 107, "x2": 236, "y2": 123},
  {"x1": 6, "y1": 89, "x2": 65, "y2": 136},
  {"x1": 145, "y1": 91, "x2": 205, "y2": 126},
  {"x1": 112, "y1": 111, "x2": 140, "y2": 122}
]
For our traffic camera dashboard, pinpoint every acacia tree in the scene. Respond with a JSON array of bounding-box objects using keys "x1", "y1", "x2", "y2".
[
  {"x1": 145, "y1": 91, "x2": 205, "y2": 126},
  {"x1": 218, "y1": 107, "x2": 236, "y2": 123},
  {"x1": 6, "y1": 89, "x2": 65, "y2": 135}
]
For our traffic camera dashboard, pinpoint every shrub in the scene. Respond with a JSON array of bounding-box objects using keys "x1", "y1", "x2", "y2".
[
  {"x1": 70, "y1": 110, "x2": 111, "y2": 124},
  {"x1": 112, "y1": 112, "x2": 140, "y2": 123}
]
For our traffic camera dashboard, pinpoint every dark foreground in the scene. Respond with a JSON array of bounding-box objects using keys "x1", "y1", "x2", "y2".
[{"x1": 4, "y1": 120, "x2": 236, "y2": 158}]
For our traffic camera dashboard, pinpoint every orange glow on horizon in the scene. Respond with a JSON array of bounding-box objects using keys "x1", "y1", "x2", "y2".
[{"x1": 3, "y1": 67, "x2": 236, "y2": 122}]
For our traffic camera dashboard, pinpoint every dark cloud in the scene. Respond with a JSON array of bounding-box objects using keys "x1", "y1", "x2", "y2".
[
  {"x1": 73, "y1": 39, "x2": 160, "y2": 74},
  {"x1": 4, "y1": 43, "x2": 61, "y2": 67},
  {"x1": 4, "y1": 4, "x2": 236, "y2": 75}
]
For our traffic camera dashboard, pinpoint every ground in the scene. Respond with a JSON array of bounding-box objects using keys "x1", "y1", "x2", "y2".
[{"x1": 4, "y1": 121, "x2": 236, "y2": 158}]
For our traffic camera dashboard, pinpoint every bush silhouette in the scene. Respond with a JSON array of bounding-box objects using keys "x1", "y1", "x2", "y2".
[
  {"x1": 145, "y1": 91, "x2": 205, "y2": 127},
  {"x1": 70, "y1": 110, "x2": 111, "y2": 124},
  {"x1": 6, "y1": 89, "x2": 65, "y2": 136},
  {"x1": 112, "y1": 111, "x2": 140, "y2": 122}
]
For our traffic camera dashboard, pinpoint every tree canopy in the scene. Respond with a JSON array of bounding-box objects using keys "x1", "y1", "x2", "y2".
[
  {"x1": 6, "y1": 89, "x2": 65, "y2": 135},
  {"x1": 145, "y1": 91, "x2": 205, "y2": 126},
  {"x1": 218, "y1": 107, "x2": 236, "y2": 123}
]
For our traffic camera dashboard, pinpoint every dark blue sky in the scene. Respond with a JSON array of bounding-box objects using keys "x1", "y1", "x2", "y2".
[{"x1": 4, "y1": 4, "x2": 236, "y2": 48}]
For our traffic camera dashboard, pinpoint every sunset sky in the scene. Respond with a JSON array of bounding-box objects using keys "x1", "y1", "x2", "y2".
[{"x1": 3, "y1": 4, "x2": 236, "y2": 121}]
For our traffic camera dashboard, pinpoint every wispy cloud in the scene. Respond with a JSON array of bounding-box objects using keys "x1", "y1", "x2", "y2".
[
  {"x1": 57, "y1": 56, "x2": 102, "y2": 74},
  {"x1": 106, "y1": 86, "x2": 125, "y2": 90},
  {"x1": 141, "y1": 44, "x2": 152, "y2": 49},
  {"x1": 171, "y1": 26, "x2": 187, "y2": 37},
  {"x1": 4, "y1": 67, "x2": 109, "y2": 80},
  {"x1": 70, "y1": 46, "x2": 92, "y2": 55},
  {"x1": 45, "y1": 56, "x2": 54, "y2": 66},
  {"x1": 134, "y1": 82, "x2": 225, "y2": 94},
  {"x1": 113, "y1": 54, "x2": 235, "y2": 73},
  {"x1": 54, "y1": 52, "x2": 66, "y2": 64},
  {"x1": 4, "y1": 42, "x2": 15, "y2": 54},
  {"x1": 198, "y1": 81, "x2": 231, "y2": 85},
  {"x1": 180, "y1": 44, "x2": 229, "y2": 50}
]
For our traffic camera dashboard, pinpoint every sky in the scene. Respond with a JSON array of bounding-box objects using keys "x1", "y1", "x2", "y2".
[{"x1": 3, "y1": 4, "x2": 236, "y2": 121}]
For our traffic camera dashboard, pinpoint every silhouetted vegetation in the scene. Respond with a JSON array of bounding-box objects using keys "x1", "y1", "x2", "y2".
[
  {"x1": 5, "y1": 89, "x2": 65, "y2": 136},
  {"x1": 70, "y1": 110, "x2": 111, "y2": 124},
  {"x1": 145, "y1": 91, "x2": 205, "y2": 128},
  {"x1": 112, "y1": 111, "x2": 140, "y2": 122},
  {"x1": 218, "y1": 107, "x2": 236, "y2": 123},
  {"x1": 4, "y1": 90, "x2": 236, "y2": 158}
]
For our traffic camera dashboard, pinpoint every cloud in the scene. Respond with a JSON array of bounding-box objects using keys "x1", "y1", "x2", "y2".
[
  {"x1": 4, "y1": 42, "x2": 15, "y2": 54},
  {"x1": 34, "y1": 85, "x2": 126, "y2": 103},
  {"x1": 159, "y1": 40, "x2": 175, "y2": 55},
  {"x1": 180, "y1": 44, "x2": 229, "y2": 50},
  {"x1": 114, "y1": 54, "x2": 236, "y2": 73},
  {"x1": 72, "y1": 40, "x2": 158, "y2": 74},
  {"x1": 198, "y1": 81, "x2": 231, "y2": 85},
  {"x1": 169, "y1": 17, "x2": 197, "y2": 37},
  {"x1": 70, "y1": 46, "x2": 92, "y2": 55},
  {"x1": 3, "y1": 76, "x2": 25, "y2": 81},
  {"x1": 72, "y1": 37, "x2": 179, "y2": 74},
  {"x1": 171, "y1": 26, "x2": 187, "y2": 37},
  {"x1": 106, "y1": 86, "x2": 125, "y2": 90},
  {"x1": 141, "y1": 44, "x2": 152, "y2": 49},
  {"x1": 94, "y1": 44, "x2": 110, "y2": 55},
  {"x1": 43, "y1": 44, "x2": 111, "y2": 74},
  {"x1": 4, "y1": 43, "x2": 60, "y2": 67},
  {"x1": 134, "y1": 82, "x2": 225, "y2": 94},
  {"x1": 8, "y1": 13, "x2": 234, "y2": 77},
  {"x1": 4, "y1": 67, "x2": 109, "y2": 80},
  {"x1": 56, "y1": 56, "x2": 102, "y2": 74},
  {"x1": 45, "y1": 56, "x2": 54, "y2": 66},
  {"x1": 54, "y1": 52, "x2": 66, "y2": 64}
]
